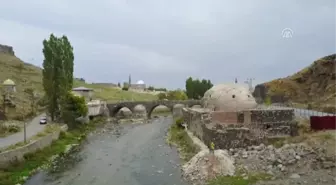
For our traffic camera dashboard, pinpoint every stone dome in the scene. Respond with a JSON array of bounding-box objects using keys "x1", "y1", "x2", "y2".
[
  {"x1": 3, "y1": 79, "x2": 15, "y2": 86},
  {"x1": 203, "y1": 83, "x2": 257, "y2": 111}
]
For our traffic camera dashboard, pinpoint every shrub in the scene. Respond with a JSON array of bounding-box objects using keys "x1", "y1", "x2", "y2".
[
  {"x1": 8, "y1": 125, "x2": 20, "y2": 133},
  {"x1": 61, "y1": 92, "x2": 88, "y2": 129},
  {"x1": 122, "y1": 87, "x2": 129, "y2": 91},
  {"x1": 175, "y1": 117, "x2": 184, "y2": 128}
]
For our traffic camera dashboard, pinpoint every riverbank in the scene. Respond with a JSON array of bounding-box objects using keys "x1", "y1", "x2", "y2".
[
  {"x1": 166, "y1": 118, "x2": 200, "y2": 162},
  {"x1": 0, "y1": 117, "x2": 106, "y2": 185}
]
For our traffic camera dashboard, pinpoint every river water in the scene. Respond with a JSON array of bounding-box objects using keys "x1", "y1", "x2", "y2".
[{"x1": 24, "y1": 116, "x2": 189, "y2": 185}]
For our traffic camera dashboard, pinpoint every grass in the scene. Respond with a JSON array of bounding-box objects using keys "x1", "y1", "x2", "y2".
[
  {"x1": 0, "y1": 124, "x2": 63, "y2": 152},
  {"x1": 0, "y1": 52, "x2": 157, "y2": 120},
  {"x1": 167, "y1": 118, "x2": 200, "y2": 162},
  {"x1": 0, "y1": 53, "x2": 44, "y2": 120},
  {"x1": 0, "y1": 117, "x2": 105, "y2": 185},
  {"x1": 73, "y1": 80, "x2": 157, "y2": 103}
]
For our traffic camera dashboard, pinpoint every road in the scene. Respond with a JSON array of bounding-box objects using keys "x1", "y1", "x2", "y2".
[
  {"x1": 0, "y1": 113, "x2": 46, "y2": 149},
  {"x1": 24, "y1": 116, "x2": 189, "y2": 185}
]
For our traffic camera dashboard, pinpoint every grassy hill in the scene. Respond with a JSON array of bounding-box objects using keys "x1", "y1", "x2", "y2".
[
  {"x1": 0, "y1": 52, "x2": 157, "y2": 120},
  {"x1": 255, "y1": 54, "x2": 336, "y2": 113}
]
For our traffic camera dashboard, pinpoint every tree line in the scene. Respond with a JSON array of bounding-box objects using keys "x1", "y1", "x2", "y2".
[
  {"x1": 185, "y1": 77, "x2": 213, "y2": 99},
  {"x1": 42, "y1": 34, "x2": 87, "y2": 128}
]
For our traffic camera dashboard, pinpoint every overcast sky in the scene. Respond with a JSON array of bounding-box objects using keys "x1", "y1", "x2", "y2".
[{"x1": 0, "y1": 0, "x2": 335, "y2": 89}]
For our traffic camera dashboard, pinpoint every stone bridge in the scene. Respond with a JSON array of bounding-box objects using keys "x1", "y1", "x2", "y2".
[{"x1": 107, "y1": 100, "x2": 202, "y2": 118}]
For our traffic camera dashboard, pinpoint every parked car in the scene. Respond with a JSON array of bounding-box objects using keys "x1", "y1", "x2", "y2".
[{"x1": 39, "y1": 116, "x2": 47, "y2": 124}]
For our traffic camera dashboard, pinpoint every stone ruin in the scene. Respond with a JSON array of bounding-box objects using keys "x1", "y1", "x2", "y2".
[{"x1": 182, "y1": 83, "x2": 298, "y2": 150}]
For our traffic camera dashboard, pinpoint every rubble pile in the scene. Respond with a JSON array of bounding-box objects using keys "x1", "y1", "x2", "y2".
[{"x1": 182, "y1": 149, "x2": 235, "y2": 185}]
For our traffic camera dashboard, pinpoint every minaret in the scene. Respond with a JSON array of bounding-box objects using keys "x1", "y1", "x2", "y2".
[
  {"x1": 128, "y1": 74, "x2": 132, "y2": 86},
  {"x1": 235, "y1": 78, "x2": 238, "y2": 84}
]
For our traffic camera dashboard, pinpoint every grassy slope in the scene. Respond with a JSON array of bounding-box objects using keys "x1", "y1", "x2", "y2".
[
  {"x1": 0, "y1": 52, "x2": 157, "y2": 120},
  {"x1": 0, "y1": 53, "x2": 43, "y2": 119},
  {"x1": 73, "y1": 81, "x2": 157, "y2": 103},
  {"x1": 264, "y1": 54, "x2": 336, "y2": 111}
]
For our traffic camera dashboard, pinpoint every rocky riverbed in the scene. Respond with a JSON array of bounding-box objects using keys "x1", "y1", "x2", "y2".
[{"x1": 24, "y1": 116, "x2": 189, "y2": 185}]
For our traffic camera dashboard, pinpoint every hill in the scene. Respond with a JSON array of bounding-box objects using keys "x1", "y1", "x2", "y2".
[
  {"x1": 254, "y1": 54, "x2": 336, "y2": 113},
  {"x1": 0, "y1": 47, "x2": 157, "y2": 120}
]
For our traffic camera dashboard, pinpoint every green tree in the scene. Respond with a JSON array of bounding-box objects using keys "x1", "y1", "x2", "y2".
[
  {"x1": 185, "y1": 77, "x2": 213, "y2": 99},
  {"x1": 61, "y1": 92, "x2": 88, "y2": 129},
  {"x1": 42, "y1": 34, "x2": 74, "y2": 121}
]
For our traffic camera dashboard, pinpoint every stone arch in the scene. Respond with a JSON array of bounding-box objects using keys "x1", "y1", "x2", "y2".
[
  {"x1": 147, "y1": 104, "x2": 173, "y2": 118},
  {"x1": 111, "y1": 106, "x2": 133, "y2": 118},
  {"x1": 132, "y1": 104, "x2": 147, "y2": 118}
]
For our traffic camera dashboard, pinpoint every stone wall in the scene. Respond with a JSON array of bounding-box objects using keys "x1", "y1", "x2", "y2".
[
  {"x1": 0, "y1": 125, "x2": 68, "y2": 169},
  {"x1": 182, "y1": 107, "x2": 298, "y2": 150},
  {"x1": 0, "y1": 44, "x2": 15, "y2": 56},
  {"x1": 182, "y1": 108, "x2": 263, "y2": 149}
]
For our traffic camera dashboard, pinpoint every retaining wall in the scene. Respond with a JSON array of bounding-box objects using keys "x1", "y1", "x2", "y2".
[{"x1": 0, "y1": 125, "x2": 68, "y2": 169}]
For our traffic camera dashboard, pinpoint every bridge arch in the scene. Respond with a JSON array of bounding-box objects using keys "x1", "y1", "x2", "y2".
[
  {"x1": 147, "y1": 104, "x2": 173, "y2": 118},
  {"x1": 111, "y1": 105, "x2": 133, "y2": 118}
]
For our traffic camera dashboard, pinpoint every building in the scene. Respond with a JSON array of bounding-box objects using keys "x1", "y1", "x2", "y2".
[
  {"x1": 72, "y1": 86, "x2": 94, "y2": 101},
  {"x1": 129, "y1": 80, "x2": 146, "y2": 91}
]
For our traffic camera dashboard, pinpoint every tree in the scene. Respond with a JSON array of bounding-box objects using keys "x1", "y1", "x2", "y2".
[
  {"x1": 185, "y1": 77, "x2": 213, "y2": 99},
  {"x1": 61, "y1": 92, "x2": 88, "y2": 129},
  {"x1": 117, "y1": 82, "x2": 121, "y2": 87},
  {"x1": 42, "y1": 34, "x2": 74, "y2": 121},
  {"x1": 147, "y1": 86, "x2": 155, "y2": 91}
]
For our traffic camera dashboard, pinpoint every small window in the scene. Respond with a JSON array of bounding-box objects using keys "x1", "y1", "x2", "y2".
[
  {"x1": 247, "y1": 95, "x2": 250, "y2": 98},
  {"x1": 232, "y1": 95, "x2": 235, "y2": 98}
]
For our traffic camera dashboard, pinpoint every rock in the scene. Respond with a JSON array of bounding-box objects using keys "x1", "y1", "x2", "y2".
[
  {"x1": 289, "y1": 173, "x2": 300, "y2": 179},
  {"x1": 322, "y1": 161, "x2": 335, "y2": 169},
  {"x1": 295, "y1": 155, "x2": 301, "y2": 160}
]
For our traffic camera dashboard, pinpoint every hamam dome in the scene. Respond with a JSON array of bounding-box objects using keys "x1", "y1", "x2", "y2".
[{"x1": 203, "y1": 83, "x2": 257, "y2": 111}]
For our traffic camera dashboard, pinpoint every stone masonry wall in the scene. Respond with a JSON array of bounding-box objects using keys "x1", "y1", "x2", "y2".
[
  {"x1": 0, "y1": 44, "x2": 15, "y2": 56},
  {"x1": 182, "y1": 107, "x2": 298, "y2": 150},
  {"x1": 182, "y1": 108, "x2": 263, "y2": 150},
  {"x1": 0, "y1": 125, "x2": 68, "y2": 169}
]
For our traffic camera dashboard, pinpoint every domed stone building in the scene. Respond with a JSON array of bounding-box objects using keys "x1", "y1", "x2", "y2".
[{"x1": 203, "y1": 83, "x2": 257, "y2": 112}]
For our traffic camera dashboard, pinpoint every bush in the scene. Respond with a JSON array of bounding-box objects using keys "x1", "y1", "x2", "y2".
[
  {"x1": 8, "y1": 125, "x2": 20, "y2": 133},
  {"x1": 175, "y1": 117, "x2": 184, "y2": 128},
  {"x1": 61, "y1": 92, "x2": 88, "y2": 129},
  {"x1": 122, "y1": 87, "x2": 129, "y2": 91}
]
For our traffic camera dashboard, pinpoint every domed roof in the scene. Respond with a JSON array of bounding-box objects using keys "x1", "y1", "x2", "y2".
[
  {"x1": 203, "y1": 83, "x2": 257, "y2": 111},
  {"x1": 3, "y1": 79, "x2": 15, "y2": 86},
  {"x1": 136, "y1": 80, "x2": 145, "y2": 84}
]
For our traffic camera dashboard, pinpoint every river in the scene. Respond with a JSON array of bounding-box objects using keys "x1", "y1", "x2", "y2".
[{"x1": 24, "y1": 116, "x2": 189, "y2": 185}]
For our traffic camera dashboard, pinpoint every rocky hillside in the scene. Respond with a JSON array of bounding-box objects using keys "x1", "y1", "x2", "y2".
[{"x1": 254, "y1": 54, "x2": 335, "y2": 112}]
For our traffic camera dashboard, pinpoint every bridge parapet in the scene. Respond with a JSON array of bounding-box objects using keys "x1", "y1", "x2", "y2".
[{"x1": 106, "y1": 100, "x2": 202, "y2": 118}]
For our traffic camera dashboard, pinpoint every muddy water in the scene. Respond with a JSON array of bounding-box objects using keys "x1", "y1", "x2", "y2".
[{"x1": 24, "y1": 116, "x2": 188, "y2": 185}]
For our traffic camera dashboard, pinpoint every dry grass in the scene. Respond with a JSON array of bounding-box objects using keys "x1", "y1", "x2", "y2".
[{"x1": 0, "y1": 53, "x2": 44, "y2": 120}]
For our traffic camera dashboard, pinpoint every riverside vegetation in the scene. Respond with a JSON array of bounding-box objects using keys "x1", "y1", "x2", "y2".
[{"x1": 0, "y1": 117, "x2": 106, "y2": 185}]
